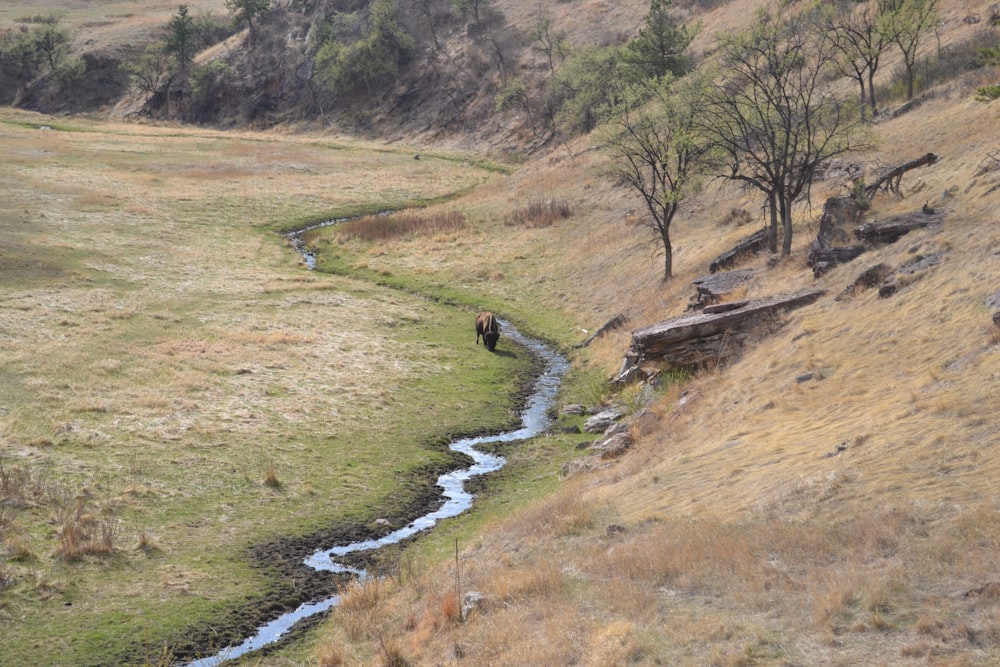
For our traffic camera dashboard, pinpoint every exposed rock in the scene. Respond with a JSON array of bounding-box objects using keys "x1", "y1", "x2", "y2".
[
  {"x1": 897, "y1": 251, "x2": 944, "y2": 275},
  {"x1": 617, "y1": 289, "x2": 825, "y2": 377},
  {"x1": 879, "y1": 283, "x2": 899, "y2": 298},
  {"x1": 561, "y1": 404, "x2": 586, "y2": 416},
  {"x1": 985, "y1": 290, "x2": 1000, "y2": 310},
  {"x1": 561, "y1": 458, "x2": 598, "y2": 478},
  {"x1": 462, "y1": 591, "x2": 484, "y2": 620},
  {"x1": 837, "y1": 263, "x2": 894, "y2": 300},
  {"x1": 709, "y1": 229, "x2": 767, "y2": 273},
  {"x1": 633, "y1": 408, "x2": 659, "y2": 436},
  {"x1": 603, "y1": 421, "x2": 631, "y2": 438},
  {"x1": 584, "y1": 408, "x2": 625, "y2": 433},
  {"x1": 689, "y1": 269, "x2": 756, "y2": 310},
  {"x1": 855, "y1": 210, "x2": 945, "y2": 244},
  {"x1": 599, "y1": 432, "x2": 634, "y2": 459},
  {"x1": 808, "y1": 245, "x2": 868, "y2": 277},
  {"x1": 815, "y1": 196, "x2": 864, "y2": 248}
]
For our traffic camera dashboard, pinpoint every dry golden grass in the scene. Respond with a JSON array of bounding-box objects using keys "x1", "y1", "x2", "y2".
[{"x1": 305, "y1": 2, "x2": 1000, "y2": 665}]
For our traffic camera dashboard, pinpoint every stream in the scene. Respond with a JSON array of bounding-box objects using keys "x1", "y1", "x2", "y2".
[{"x1": 182, "y1": 226, "x2": 569, "y2": 666}]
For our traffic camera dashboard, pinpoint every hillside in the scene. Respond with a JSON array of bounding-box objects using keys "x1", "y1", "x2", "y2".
[{"x1": 1, "y1": 0, "x2": 999, "y2": 665}]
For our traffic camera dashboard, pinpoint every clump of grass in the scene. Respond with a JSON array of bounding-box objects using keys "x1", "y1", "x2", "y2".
[
  {"x1": 52, "y1": 495, "x2": 119, "y2": 561},
  {"x1": 0, "y1": 462, "x2": 33, "y2": 508},
  {"x1": 439, "y1": 592, "x2": 460, "y2": 623},
  {"x1": 336, "y1": 211, "x2": 466, "y2": 242},
  {"x1": 337, "y1": 578, "x2": 387, "y2": 641},
  {"x1": 263, "y1": 464, "x2": 281, "y2": 489},
  {"x1": 503, "y1": 198, "x2": 571, "y2": 228}
]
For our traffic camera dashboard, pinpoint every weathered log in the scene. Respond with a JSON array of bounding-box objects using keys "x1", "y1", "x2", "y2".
[
  {"x1": 709, "y1": 229, "x2": 767, "y2": 273},
  {"x1": 620, "y1": 288, "x2": 825, "y2": 374},
  {"x1": 864, "y1": 152, "x2": 939, "y2": 197},
  {"x1": 854, "y1": 209, "x2": 944, "y2": 244}
]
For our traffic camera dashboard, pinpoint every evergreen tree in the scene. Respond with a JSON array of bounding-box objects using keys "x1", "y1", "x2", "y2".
[
  {"x1": 166, "y1": 5, "x2": 197, "y2": 69},
  {"x1": 623, "y1": 0, "x2": 695, "y2": 81}
]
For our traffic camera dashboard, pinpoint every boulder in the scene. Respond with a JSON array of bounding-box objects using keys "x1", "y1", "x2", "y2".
[
  {"x1": 618, "y1": 288, "x2": 825, "y2": 375},
  {"x1": 584, "y1": 408, "x2": 625, "y2": 433},
  {"x1": 599, "y1": 432, "x2": 634, "y2": 459}
]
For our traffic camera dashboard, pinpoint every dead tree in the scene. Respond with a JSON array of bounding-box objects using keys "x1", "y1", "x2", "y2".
[{"x1": 864, "y1": 152, "x2": 939, "y2": 197}]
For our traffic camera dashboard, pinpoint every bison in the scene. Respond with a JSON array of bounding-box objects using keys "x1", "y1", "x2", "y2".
[{"x1": 475, "y1": 311, "x2": 501, "y2": 352}]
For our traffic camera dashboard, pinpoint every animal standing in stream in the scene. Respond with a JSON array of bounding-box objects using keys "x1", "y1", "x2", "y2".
[{"x1": 475, "y1": 311, "x2": 501, "y2": 352}]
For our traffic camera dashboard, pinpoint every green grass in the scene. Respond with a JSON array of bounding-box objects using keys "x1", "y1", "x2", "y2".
[{"x1": 0, "y1": 108, "x2": 544, "y2": 665}]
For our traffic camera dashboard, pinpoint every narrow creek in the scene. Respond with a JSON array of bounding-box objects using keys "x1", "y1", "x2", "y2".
[{"x1": 182, "y1": 226, "x2": 569, "y2": 666}]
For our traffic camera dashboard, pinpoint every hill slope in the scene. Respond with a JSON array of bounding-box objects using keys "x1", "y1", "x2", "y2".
[{"x1": 293, "y1": 2, "x2": 1000, "y2": 665}]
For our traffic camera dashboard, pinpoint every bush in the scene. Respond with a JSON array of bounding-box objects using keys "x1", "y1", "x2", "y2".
[{"x1": 975, "y1": 83, "x2": 1000, "y2": 101}]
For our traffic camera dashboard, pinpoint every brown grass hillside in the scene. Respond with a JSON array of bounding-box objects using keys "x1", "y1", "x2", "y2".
[{"x1": 303, "y1": 2, "x2": 1000, "y2": 666}]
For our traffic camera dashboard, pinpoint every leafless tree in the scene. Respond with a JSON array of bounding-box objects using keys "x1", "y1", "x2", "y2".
[{"x1": 700, "y1": 8, "x2": 870, "y2": 256}]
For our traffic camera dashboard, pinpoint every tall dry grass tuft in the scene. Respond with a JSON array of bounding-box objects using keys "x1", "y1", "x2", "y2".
[
  {"x1": 503, "y1": 198, "x2": 572, "y2": 228},
  {"x1": 337, "y1": 577, "x2": 389, "y2": 642},
  {"x1": 336, "y1": 211, "x2": 467, "y2": 242},
  {"x1": 52, "y1": 494, "x2": 119, "y2": 561},
  {"x1": 263, "y1": 464, "x2": 281, "y2": 489},
  {"x1": 315, "y1": 637, "x2": 347, "y2": 667}
]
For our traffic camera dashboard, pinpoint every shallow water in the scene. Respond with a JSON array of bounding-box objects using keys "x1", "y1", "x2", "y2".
[{"x1": 183, "y1": 320, "x2": 568, "y2": 666}]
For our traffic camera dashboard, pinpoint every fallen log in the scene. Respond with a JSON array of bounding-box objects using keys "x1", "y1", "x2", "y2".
[
  {"x1": 617, "y1": 288, "x2": 825, "y2": 378},
  {"x1": 854, "y1": 209, "x2": 945, "y2": 244},
  {"x1": 864, "y1": 152, "x2": 939, "y2": 197}
]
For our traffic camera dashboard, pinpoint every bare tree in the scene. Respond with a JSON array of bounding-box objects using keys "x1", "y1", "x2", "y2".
[
  {"x1": 700, "y1": 8, "x2": 870, "y2": 256},
  {"x1": 530, "y1": 10, "x2": 567, "y2": 74},
  {"x1": 826, "y1": 0, "x2": 893, "y2": 118},
  {"x1": 602, "y1": 76, "x2": 709, "y2": 281},
  {"x1": 881, "y1": 0, "x2": 939, "y2": 100}
]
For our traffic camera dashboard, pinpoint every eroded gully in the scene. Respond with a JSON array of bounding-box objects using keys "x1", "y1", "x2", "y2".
[{"x1": 181, "y1": 225, "x2": 569, "y2": 667}]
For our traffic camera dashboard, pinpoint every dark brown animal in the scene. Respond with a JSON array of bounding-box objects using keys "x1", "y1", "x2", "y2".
[{"x1": 475, "y1": 311, "x2": 501, "y2": 352}]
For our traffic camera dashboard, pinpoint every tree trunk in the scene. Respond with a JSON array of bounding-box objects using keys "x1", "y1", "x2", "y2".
[
  {"x1": 867, "y1": 68, "x2": 878, "y2": 116},
  {"x1": 661, "y1": 229, "x2": 673, "y2": 281},
  {"x1": 767, "y1": 192, "x2": 778, "y2": 254},
  {"x1": 781, "y1": 194, "x2": 792, "y2": 256}
]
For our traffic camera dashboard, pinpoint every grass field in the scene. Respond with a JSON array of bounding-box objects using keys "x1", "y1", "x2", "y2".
[{"x1": 0, "y1": 109, "x2": 589, "y2": 665}]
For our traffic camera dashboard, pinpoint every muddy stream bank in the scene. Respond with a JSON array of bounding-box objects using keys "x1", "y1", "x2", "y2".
[{"x1": 161, "y1": 224, "x2": 569, "y2": 666}]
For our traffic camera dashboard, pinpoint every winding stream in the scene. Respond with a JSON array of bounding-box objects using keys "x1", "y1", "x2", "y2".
[{"x1": 183, "y1": 226, "x2": 569, "y2": 666}]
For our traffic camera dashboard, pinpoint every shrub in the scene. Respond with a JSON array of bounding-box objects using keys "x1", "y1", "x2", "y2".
[{"x1": 975, "y1": 83, "x2": 1000, "y2": 101}]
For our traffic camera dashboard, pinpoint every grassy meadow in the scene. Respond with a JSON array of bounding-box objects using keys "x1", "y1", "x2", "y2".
[{"x1": 0, "y1": 108, "x2": 589, "y2": 665}]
